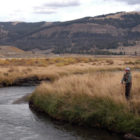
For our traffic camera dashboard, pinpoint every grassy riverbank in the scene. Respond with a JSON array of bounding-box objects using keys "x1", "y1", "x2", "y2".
[
  {"x1": 30, "y1": 72, "x2": 140, "y2": 136},
  {"x1": 0, "y1": 56, "x2": 140, "y2": 135}
]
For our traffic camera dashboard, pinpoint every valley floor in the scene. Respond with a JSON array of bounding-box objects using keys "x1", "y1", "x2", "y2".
[{"x1": 0, "y1": 56, "x2": 140, "y2": 137}]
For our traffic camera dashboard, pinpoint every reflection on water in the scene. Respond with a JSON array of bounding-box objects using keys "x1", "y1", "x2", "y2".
[
  {"x1": 33, "y1": 110, "x2": 123, "y2": 140},
  {"x1": 0, "y1": 86, "x2": 123, "y2": 140}
]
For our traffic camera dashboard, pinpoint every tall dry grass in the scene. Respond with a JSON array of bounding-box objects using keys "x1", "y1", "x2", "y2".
[
  {"x1": 0, "y1": 63, "x2": 126, "y2": 86},
  {"x1": 30, "y1": 72, "x2": 140, "y2": 136},
  {"x1": 33, "y1": 72, "x2": 140, "y2": 112},
  {"x1": 0, "y1": 56, "x2": 140, "y2": 87}
]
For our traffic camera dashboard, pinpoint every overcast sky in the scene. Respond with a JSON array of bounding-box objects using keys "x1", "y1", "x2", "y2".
[{"x1": 0, "y1": 0, "x2": 140, "y2": 22}]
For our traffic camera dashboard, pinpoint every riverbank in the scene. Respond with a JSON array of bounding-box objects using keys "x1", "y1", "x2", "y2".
[
  {"x1": 0, "y1": 86, "x2": 122, "y2": 140},
  {"x1": 0, "y1": 57, "x2": 140, "y2": 138},
  {"x1": 29, "y1": 72, "x2": 140, "y2": 137}
]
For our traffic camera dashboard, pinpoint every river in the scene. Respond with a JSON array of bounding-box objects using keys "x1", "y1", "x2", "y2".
[{"x1": 0, "y1": 86, "x2": 123, "y2": 140}]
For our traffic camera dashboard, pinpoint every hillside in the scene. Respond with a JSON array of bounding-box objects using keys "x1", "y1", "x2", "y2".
[
  {"x1": 1, "y1": 12, "x2": 140, "y2": 55},
  {"x1": 0, "y1": 46, "x2": 47, "y2": 58}
]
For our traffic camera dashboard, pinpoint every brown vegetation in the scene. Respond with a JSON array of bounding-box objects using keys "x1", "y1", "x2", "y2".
[
  {"x1": 0, "y1": 56, "x2": 140, "y2": 136},
  {"x1": 30, "y1": 72, "x2": 140, "y2": 136},
  {"x1": 0, "y1": 57, "x2": 140, "y2": 86}
]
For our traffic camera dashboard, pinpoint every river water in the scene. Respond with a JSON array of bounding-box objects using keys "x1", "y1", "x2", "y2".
[{"x1": 0, "y1": 86, "x2": 123, "y2": 140}]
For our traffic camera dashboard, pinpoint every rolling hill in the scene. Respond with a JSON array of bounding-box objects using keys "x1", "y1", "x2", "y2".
[{"x1": 1, "y1": 12, "x2": 140, "y2": 55}]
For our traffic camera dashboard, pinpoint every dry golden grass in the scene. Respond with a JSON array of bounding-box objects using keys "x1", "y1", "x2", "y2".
[
  {"x1": 0, "y1": 56, "x2": 140, "y2": 86},
  {"x1": 0, "y1": 56, "x2": 139, "y2": 67},
  {"x1": 35, "y1": 71, "x2": 140, "y2": 114},
  {"x1": 30, "y1": 71, "x2": 140, "y2": 136}
]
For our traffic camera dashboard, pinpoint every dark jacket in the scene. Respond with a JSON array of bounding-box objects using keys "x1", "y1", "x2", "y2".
[{"x1": 121, "y1": 72, "x2": 132, "y2": 84}]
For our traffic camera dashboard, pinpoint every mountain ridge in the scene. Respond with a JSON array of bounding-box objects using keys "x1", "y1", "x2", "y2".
[{"x1": 1, "y1": 11, "x2": 140, "y2": 55}]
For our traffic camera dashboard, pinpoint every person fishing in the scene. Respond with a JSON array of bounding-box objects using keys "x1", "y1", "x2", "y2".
[{"x1": 121, "y1": 68, "x2": 132, "y2": 100}]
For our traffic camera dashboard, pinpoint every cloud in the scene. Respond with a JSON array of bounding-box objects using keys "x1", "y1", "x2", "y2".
[
  {"x1": 34, "y1": 7, "x2": 56, "y2": 14},
  {"x1": 1, "y1": 0, "x2": 139, "y2": 22},
  {"x1": 44, "y1": 0, "x2": 80, "y2": 8},
  {"x1": 34, "y1": 11, "x2": 56, "y2": 14},
  {"x1": 105, "y1": 0, "x2": 140, "y2": 5},
  {"x1": 33, "y1": 0, "x2": 81, "y2": 15},
  {"x1": 8, "y1": 10, "x2": 27, "y2": 21}
]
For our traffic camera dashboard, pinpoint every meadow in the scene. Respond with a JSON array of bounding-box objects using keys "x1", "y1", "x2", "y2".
[
  {"x1": 0, "y1": 56, "x2": 140, "y2": 136},
  {"x1": 7, "y1": 56, "x2": 136, "y2": 137},
  {"x1": 0, "y1": 56, "x2": 140, "y2": 86}
]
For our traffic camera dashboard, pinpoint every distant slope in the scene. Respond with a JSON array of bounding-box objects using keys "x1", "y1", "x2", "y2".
[
  {"x1": 0, "y1": 46, "x2": 25, "y2": 53},
  {"x1": 1, "y1": 12, "x2": 140, "y2": 54}
]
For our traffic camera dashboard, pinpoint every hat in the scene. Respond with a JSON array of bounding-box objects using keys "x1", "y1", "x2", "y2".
[{"x1": 125, "y1": 67, "x2": 130, "y2": 71}]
